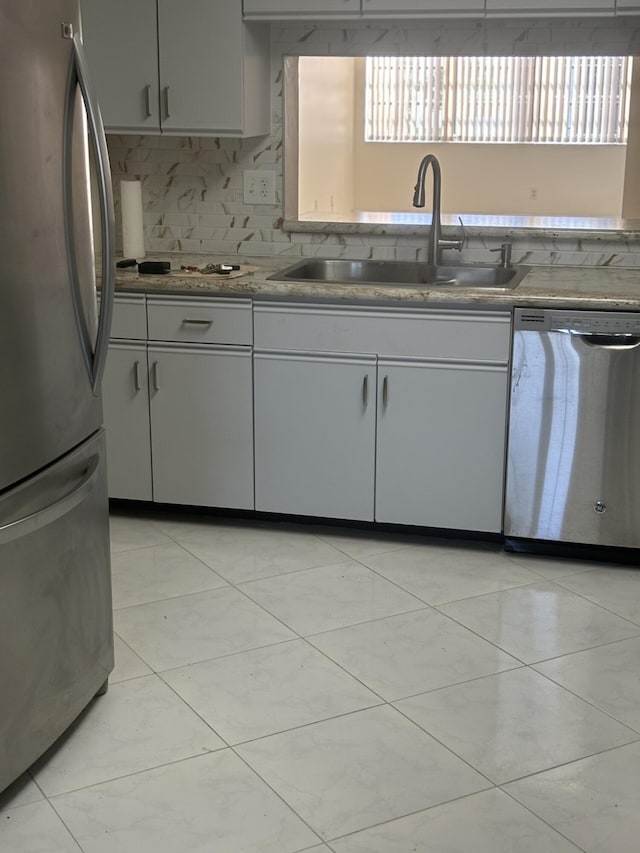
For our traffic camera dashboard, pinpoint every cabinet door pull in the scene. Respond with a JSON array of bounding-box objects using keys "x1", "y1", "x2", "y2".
[
  {"x1": 151, "y1": 360, "x2": 159, "y2": 392},
  {"x1": 362, "y1": 374, "x2": 368, "y2": 407},
  {"x1": 133, "y1": 360, "x2": 141, "y2": 392},
  {"x1": 181, "y1": 318, "x2": 213, "y2": 327},
  {"x1": 144, "y1": 84, "x2": 152, "y2": 118},
  {"x1": 163, "y1": 86, "x2": 170, "y2": 119},
  {"x1": 382, "y1": 375, "x2": 389, "y2": 408}
]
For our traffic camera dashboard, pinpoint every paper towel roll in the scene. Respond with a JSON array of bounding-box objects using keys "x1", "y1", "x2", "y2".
[{"x1": 120, "y1": 180, "x2": 145, "y2": 259}]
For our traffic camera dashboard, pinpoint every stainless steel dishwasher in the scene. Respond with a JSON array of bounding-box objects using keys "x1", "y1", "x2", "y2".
[{"x1": 505, "y1": 307, "x2": 640, "y2": 550}]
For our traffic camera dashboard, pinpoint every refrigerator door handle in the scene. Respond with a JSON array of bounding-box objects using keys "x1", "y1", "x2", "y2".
[
  {"x1": 0, "y1": 455, "x2": 99, "y2": 546},
  {"x1": 63, "y1": 32, "x2": 115, "y2": 395}
]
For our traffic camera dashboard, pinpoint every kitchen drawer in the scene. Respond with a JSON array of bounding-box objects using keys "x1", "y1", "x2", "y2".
[
  {"x1": 109, "y1": 294, "x2": 147, "y2": 340},
  {"x1": 147, "y1": 296, "x2": 253, "y2": 345},
  {"x1": 254, "y1": 302, "x2": 511, "y2": 362}
]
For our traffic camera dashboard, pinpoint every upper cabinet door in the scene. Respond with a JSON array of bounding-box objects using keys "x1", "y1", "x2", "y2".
[
  {"x1": 80, "y1": 0, "x2": 160, "y2": 133},
  {"x1": 158, "y1": 0, "x2": 270, "y2": 136},
  {"x1": 243, "y1": 0, "x2": 361, "y2": 17},
  {"x1": 362, "y1": 0, "x2": 484, "y2": 15},
  {"x1": 486, "y1": 0, "x2": 614, "y2": 12}
]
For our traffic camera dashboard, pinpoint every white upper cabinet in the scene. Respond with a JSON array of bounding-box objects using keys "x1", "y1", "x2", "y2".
[
  {"x1": 81, "y1": 0, "x2": 160, "y2": 133},
  {"x1": 616, "y1": 0, "x2": 640, "y2": 12},
  {"x1": 486, "y1": 0, "x2": 614, "y2": 13},
  {"x1": 362, "y1": 0, "x2": 485, "y2": 15},
  {"x1": 243, "y1": 0, "x2": 361, "y2": 18},
  {"x1": 81, "y1": 0, "x2": 270, "y2": 136},
  {"x1": 157, "y1": 0, "x2": 270, "y2": 136}
]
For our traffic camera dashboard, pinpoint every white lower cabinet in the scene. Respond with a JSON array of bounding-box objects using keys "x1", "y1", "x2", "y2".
[
  {"x1": 254, "y1": 350, "x2": 376, "y2": 520},
  {"x1": 375, "y1": 358, "x2": 508, "y2": 532},
  {"x1": 253, "y1": 301, "x2": 511, "y2": 533},
  {"x1": 102, "y1": 341, "x2": 153, "y2": 501},
  {"x1": 103, "y1": 294, "x2": 254, "y2": 509},
  {"x1": 148, "y1": 343, "x2": 254, "y2": 508},
  {"x1": 105, "y1": 294, "x2": 510, "y2": 532}
]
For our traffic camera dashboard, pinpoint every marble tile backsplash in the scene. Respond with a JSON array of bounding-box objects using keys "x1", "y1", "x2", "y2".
[{"x1": 107, "y1": 16, "x2": 640, "y2": 268}]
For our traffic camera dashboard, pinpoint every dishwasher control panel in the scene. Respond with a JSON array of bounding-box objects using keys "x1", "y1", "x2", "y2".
[{"x1": 514, "y1": 308, "x2": 640, "y2": 335}]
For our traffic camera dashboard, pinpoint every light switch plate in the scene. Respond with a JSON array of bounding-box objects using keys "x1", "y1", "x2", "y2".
[{"x1": 243, "y1": 169, "x2": 276, "y2": 205}]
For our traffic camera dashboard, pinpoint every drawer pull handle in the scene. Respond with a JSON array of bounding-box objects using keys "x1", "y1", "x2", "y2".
[
  {"x1": 152, "y1": 360, "x2": 159, "y2": 392},
  {"x1": 182, "y1": 318, "x2": 213, "y2": 327},
  {"x1": 133, "y1": 360, "x2": 141, "y2": 392},
  {"x1": 382, "y1": 375, "x2": 389, "y2": 408},
  {"x1": 362, "y1": 374, "x2": 368, "y2": 407}
]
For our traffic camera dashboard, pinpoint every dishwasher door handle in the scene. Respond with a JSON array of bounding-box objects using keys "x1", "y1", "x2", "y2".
[{"x1": 575, "y1": 332, "x2": 640, "y2": 349}]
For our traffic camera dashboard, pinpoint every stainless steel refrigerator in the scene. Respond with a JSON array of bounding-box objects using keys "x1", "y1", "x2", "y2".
[{"x1": 0, "y1": 0, "x2": 115, "y2": 792}]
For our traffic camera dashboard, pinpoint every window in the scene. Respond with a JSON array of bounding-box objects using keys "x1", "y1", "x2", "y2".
[{"x1": 365, "y1": 56, "x2": 633, "y2": 144}]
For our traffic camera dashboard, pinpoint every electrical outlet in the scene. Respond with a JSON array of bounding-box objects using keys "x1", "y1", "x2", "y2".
[{"x1": 243, "y1": 169, "x2": 276, "y2": 205}]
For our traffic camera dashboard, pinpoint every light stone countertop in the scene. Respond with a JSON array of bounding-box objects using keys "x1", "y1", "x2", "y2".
[{"x1": 113, "y1": 254, "x2": 640, "y2": 312}]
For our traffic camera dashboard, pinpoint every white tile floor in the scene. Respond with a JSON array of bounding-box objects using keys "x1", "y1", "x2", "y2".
[{"x1": 2, "y1": 510, "x2": 640, "y2": 852}]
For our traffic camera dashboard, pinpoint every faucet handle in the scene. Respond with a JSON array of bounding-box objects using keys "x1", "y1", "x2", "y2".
[
  {"x1": 490, "y1": 242, "x2": 512, "y2": 268},
  {"x1": 457, "y1": 216, "x2": 466, "y2": 251}
]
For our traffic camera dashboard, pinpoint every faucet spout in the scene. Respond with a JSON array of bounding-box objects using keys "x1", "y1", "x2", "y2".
[{"x1": 412, "y1": 154, "x2": 461, "y2": 266}]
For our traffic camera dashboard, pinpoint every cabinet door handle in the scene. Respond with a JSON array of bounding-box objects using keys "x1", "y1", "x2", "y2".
[
  {"x1": 133, "y1": 360, "x2": 141, "y2": 392},
  {"x1": 181, "y1": 318, "x2": 213, "y2": 326},
  {"x1": 163, "y1": 86, "x2": 170, "y2": 120},
  {"x1": 362, "y1": 374, "x2": 368, "y2": 407},
  {"x1": 144, "y1": 84, "x2": 152, "y2": 118},
  {"x1": 382, "y1": 375, "x2": 389, "y2": 408},
  {"x1": 151, "y1": 360, "x2": 159, "y2": 392}
]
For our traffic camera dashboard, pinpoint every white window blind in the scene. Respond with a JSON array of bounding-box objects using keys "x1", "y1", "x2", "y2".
[{"x1": 365, "y1": 56, "x2": 633, "y2": 144}]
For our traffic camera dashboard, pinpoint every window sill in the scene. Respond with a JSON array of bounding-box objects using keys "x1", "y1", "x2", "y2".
[{"x1": 284, "y1": 211, "x2": 640, "y2": 242}]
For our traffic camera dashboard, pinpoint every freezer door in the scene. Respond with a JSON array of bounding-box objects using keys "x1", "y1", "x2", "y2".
[
  {"x1": 0, "y1": 0, "x2": 115, "y2": 492},
  {"x1": 0, "y1": 429, "x2": 113, "y2": 794}
]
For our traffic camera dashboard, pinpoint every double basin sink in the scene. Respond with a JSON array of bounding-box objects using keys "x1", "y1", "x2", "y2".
[{"x1": 269, "y1": 258, "x2": 529, "y2": 289}]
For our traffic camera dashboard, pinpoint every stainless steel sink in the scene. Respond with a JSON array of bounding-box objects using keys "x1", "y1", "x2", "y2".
[{"x1": 268, "y1": 259, "x2": 529, "y2": 289}]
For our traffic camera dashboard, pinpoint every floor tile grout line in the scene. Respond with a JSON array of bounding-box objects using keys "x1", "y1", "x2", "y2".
[
  {"x1": 388, "y1": 687, "x2": 640, "y2": 789},
  {"x1": 498, "y1": 786, "x2": 589, "y2": 853},
  {"x1": 325, "y1": 793, "x2": 503, "y2": 848},
  {"x1": 111, "y1": 578, "x2": 231, "y2": 612},
  {"x1": 430, "y1": 599, "x2": 640, "y2": 667},
  {"x1": 41, "y1": 749, "x2": 229, "y2": 802},
  {"x1": 356, "y1": 662, "x2": 527, "y2": 705},
  {"x1": 221, "y1": 700, "x2": 392, "y2": 749},
  {"x1": 551, "y1": 577, "x2": 640, "y2": 628},
  {"x1": 424, "y1": 606, "x2": 532, "y2": 666},
  {"x1": 496, "y1": 738, "x2": 640, "y2": 790},
  {"x1": 318, "y1": 785, "x2": 586, "y2": 851},
  {"x1": 528, "y1": 666, "x2": 640, "y2": 737},
  {"x1": 350, "y1": 552, "x2": 549, "y2": 610},
  {"x1": 388, "y1": 701, "x2": 499, "y2": 786},
  {"x1": 156, "y1": 671, "x2": 235, "y2": 748},
  {"x1": 528, "y1": 631, "x2": 640, "y2": 666},
  {"x1": 312, "y1": 530, "x2": 421, "y2": 562},
  {"x1": 173, "y1": 531, "x2": 358, "y2": 585},
  {"x1": 36, "y1": 798, "x2": 86, "y2": 852},
  {"x1": 228, "y1": 745, "x2": 327, "y2": 846},
  {"x1": 219, "y1": 558, "x2": 432, "y2": 641}
]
